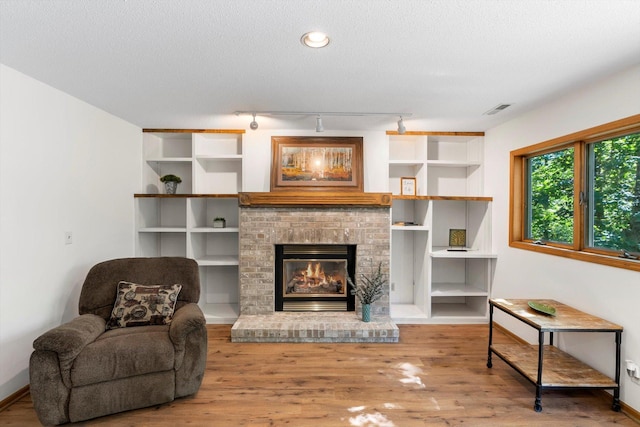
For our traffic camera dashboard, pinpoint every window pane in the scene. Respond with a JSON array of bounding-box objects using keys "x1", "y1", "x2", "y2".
[
  {"x1": 588, "y1": 132, "x2": 640, "y2": 253},
  {"x1": 526, "y1": 147, "x2": 574, "y2": 244}
]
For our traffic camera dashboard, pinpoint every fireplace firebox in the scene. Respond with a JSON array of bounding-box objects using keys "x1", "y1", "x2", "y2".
[{"x1": 275, "y1": 244, "x2": 356, "y2": 312}]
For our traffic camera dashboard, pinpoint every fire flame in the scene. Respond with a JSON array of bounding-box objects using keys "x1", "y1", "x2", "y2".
[
  {"x1": 304, "y1": 262, "x2": 327, "y2": 283},
  {"x1": 285, "y1": 260, "x2": 346, "y2": 295}
]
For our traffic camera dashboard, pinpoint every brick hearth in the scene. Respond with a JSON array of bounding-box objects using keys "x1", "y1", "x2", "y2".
[{"x1": 231, "y1": 312, "x2": 399, "y2": 343}]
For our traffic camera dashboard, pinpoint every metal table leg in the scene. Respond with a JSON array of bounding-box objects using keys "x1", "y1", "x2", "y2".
[
  {"x1": 613, "y1": 331, "x2": 622, "y2": 411},
  {"x1": 487, "y1": 303, "x2": 494, "y2": 368},
  {"x1": 534, "y1": 330, "x2": 544, "y2": 412}
]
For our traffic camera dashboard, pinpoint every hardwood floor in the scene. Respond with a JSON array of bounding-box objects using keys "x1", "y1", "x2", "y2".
[{"x1": 1, "y1": 324, "x2": 636, "y2": 426}]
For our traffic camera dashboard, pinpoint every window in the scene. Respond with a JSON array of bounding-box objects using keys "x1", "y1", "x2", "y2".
[
  {"x1": 527, "y1": 146, "x2": 575, "y2": 245},
  {"x1": 587, "y1": 133, "x2": 640, "y2": 253},
  {"x1": 510, "y1": 114, "x2": 640, "y2": 272}
]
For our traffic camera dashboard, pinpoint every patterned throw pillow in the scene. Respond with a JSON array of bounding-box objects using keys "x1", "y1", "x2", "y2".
[{"x1": 106, "y1": 281, "x2": 182, "y2": 330}]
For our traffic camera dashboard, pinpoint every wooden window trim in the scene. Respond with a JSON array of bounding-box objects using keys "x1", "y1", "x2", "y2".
[{"x1": 509, "y1": 114, "x2": 640, "y2": 273}]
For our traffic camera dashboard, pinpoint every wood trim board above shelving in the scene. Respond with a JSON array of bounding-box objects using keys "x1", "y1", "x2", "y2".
[
  {"x1": 142, "y1": 129, "x2": 246, "y2": 134},
  {"x1": 386, "y1": 131, "x2": 485, "y2": 136},
  {"x1": 134, "y1": 194, "x2": 240, "y2": 198},
  {"x1": 392, "y1": 195, "x2": 493, "y2": 201}
]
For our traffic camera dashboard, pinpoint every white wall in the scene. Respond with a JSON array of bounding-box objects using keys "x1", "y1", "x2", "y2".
[
  {"x1": 0, "y1": 65, "x2": 141, "y2": 400},
  {"x1": 485, "y1": 64, "x2": 640, "y2": 412},
  {"x1": 242, "y1": 129, "x2": 389, "y2": 192}
]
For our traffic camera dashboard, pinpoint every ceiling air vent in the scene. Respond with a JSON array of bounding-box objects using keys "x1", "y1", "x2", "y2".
[{"x1": 484, "y1": 103, "x2": 512, "y2": 115}]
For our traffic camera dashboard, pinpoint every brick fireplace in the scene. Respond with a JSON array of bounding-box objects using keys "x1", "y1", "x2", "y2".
[
  {"x1": 231, "y1": 192, "x2": 399, "y2": 343},
  {"x1": 274, "y1": 244, "x2": 357, "y2": 312}
]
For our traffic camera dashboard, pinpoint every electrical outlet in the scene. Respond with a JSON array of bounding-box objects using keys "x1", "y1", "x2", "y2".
[
  {"x1": 391, "y1": 282, "x2": 395, "y2": 291},
  {"x1": 65, "y1": 231, "x2": 73, "y2": 245},
  {"x1": 625, "y1": 360, "x2": 639, "y2": 378}
]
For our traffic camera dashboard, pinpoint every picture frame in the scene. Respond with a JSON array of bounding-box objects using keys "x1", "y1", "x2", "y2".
[
  {"x1": 400, "y1": 177, "x2": 417, "y2": 196},
  {"x1": 448, "y1": 228, "x2": 467, "y2": 251},
  {"x1": 271, "y1": 136, "x2": 363, "y2": 191}
]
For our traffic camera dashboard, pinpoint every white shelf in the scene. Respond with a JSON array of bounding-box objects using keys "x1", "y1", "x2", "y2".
[
  {"x1": 195, "y1": 154, "x2": 242, "y2": 160},
  {"x1": 426, "y1": 160, "x2": 481, "y2": 168},
  {"x1": 388, "y1": 132, "x2": 493, "y2": 324},
  {"x1": 430, "y1": 247, "x2": 497, "y2": 258},
  {"x1": 390, "y1": 304, "x2": 429, "y2": 324},
  {"x1": 195, "y1": 255, "x2": 239, "y2": 266},
  {"x1": 389, "y1": 160, "x2": 426, "y2": 166},
  {"x1": 200, "y1": 303, "x2": 239, "y2": 324},
  {"x1": 431, "y1": 282, "x2": 488, "y2": 296},
  {"x1": 138, "y1": 130, "x2": 244, "y2": 323},
  {"x1": 430, "y1": 301, "x2": 488, "y2": 319},
  {"x1": 139, "y1": 227, "x2": 187, "y2": 233},
  {"x1": 146, "y1": 157, "x2": 192, "y2": 163},
  {"x1": 190, "y1": 227, "x2": 239, "y2": 233},
  {"x1": 391, "y1": 225, "x2": 429, "y2": 231}
]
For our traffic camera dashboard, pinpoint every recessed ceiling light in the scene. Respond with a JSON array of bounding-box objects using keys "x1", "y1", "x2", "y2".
[{"x1": 301, "y1": 31, "x2": 330, "y2": 48}]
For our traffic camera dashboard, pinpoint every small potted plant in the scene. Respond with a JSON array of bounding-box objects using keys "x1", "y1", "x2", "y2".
[
  {"x1": 160, "y1": 174, "x2": 182, "y2": 194},
  {"x1": 213, "y1": 217, "x2": 226, "y2": 228},
  {"x1": 347, "y1": 262, "x2": 386, "y2": 322}
]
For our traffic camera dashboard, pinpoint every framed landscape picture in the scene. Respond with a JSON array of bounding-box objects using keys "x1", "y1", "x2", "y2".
[{"x1": 271, "y1": 136, "x2": 363, "y2": 191}]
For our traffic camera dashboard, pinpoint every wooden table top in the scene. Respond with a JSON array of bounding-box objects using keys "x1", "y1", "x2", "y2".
[{"x1": 489, "y1": 298, "x2": 623, "y2": 332}]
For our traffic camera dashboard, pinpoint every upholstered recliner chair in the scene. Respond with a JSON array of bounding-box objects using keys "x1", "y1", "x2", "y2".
[{"x1": 29, "y1": 257, "x2": 207, "y2": 425}]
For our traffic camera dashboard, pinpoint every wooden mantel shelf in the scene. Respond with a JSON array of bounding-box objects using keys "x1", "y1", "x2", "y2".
[{"x1": 238, "y1": 192, "x2": 392, "y2": 207}]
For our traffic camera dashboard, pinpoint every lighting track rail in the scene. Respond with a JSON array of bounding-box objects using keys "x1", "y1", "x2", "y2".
[{"x1": 233, "y1": 111, "x2": 414, "y2": 133}]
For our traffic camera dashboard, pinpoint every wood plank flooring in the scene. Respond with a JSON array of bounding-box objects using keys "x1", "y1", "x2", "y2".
[{"x1": 0, "y1": 324, "x2": 637, "y2": 426}]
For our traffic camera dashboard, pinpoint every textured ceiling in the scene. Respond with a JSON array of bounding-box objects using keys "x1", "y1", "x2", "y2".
[{"x1": 1, "y1": 0, "x2": 639, "y2": 132}]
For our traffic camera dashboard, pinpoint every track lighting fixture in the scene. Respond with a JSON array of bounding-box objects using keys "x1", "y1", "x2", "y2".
[
  {"x1": 249, "y1": 113, "x2": 258, "y2": 130},
  {"x1": 397, "y1": 116, "x2": 406, "y2": 135},
  {"x1": 234, "y1": 111, "x2": 413, "y2": 132}
]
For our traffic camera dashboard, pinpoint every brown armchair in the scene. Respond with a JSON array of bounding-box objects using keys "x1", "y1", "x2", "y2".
[{"x1": 29, "y1": 257, "x2": 207, "y2": 425}]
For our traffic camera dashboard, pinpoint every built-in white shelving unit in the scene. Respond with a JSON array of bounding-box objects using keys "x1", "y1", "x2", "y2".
[
  {"x1": 135, "y1": 128, "x2": 494, "y2": 325},
  {"x1": 136, "y1": 129, "x2": 245, "y2": 324},
  {"x1": 388, "y1": 132, "x2": 496, "y2": 324}
]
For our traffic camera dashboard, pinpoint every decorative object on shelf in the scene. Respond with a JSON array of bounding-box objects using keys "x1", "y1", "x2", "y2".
[
  {"x1": 271, "y1": 136, "x2": 364, "y2": 191},
  {"x1": 527, "y1": 300, "x2": 557, "y2": 316},
  {"x1": 213, "y1": 217, "x2": 226, "y2": 228},
  {"x1": 160, "y1": 174, "x2": 182, "y2": 194},
  {"x1": 400, "y1": 177, "x2": 416, "y2": 196},
  {"x1": 361, "y1": 304, "x2": 372, "y2": 322},
  {"x1": 447, "y1": 228, "x2": 467, "y2": 251},
  {"x1": 347, "y1": 262, "x2": 387, "y2": 322}
]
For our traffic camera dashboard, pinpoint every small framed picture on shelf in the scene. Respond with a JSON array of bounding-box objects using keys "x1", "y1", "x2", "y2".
[
  {"x1": 400, "y1": 177, "x2": 416, "y2": 196},
  {"x1": 448, "y1": 229, "x2": 467, "y2": 251}
]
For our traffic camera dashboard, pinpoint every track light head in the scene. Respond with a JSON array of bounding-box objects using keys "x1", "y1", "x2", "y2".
[
  {"x1": 315, "y1": 116, "x2": 324, "y2": 132},
  {"x1": 249, "y1": 113, "x2": 258, "y2": 130},
  {"x1": 397, "y1": 116, "x2": 406, "y2": 135}
]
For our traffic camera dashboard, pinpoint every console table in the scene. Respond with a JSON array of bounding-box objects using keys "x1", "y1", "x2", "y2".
[{"x1": 487, "y1": 298, "x2": 623, "y2": 412}]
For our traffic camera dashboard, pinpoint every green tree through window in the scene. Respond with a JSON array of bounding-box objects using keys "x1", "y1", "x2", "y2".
[
  {"x1": 589, "y1": 133, "x2": 640, "y2": 252},
  {"x1": 527, "y1": 147, "x2": 574, "y2": 244},
  {"x1": 510, "y1": 115, "x2": 640, "y2": 271}
]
